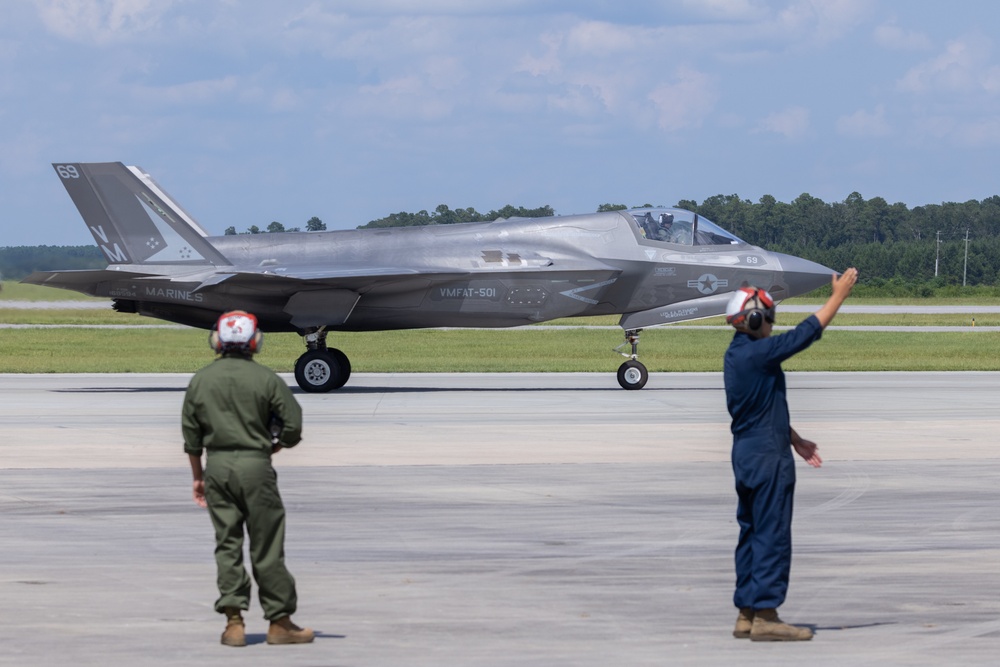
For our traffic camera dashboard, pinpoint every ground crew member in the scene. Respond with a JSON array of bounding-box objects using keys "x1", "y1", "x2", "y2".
[
  {"x1": 183, "y1": 310, "x2": 314, "y2": 647},
  {"x1": 723, "y1": 268, "x2": 858, "y2": 641}
]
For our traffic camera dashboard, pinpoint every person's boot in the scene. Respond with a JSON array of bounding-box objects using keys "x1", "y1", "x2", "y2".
[
  {"x1": 749, "y1": 608, "x2": 813, "y2": 641},
  {"x1": 266, "y1": 616, "x2": 315, "y2": 644},
  {"x1": 733, "y1": 607, "x2": 754, "y2": 638},
  {"x1": 220, "y1": 607, "x2": 246, "y2": 647}
]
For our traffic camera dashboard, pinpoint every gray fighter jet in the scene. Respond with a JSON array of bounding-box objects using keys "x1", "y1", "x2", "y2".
[{"x1": 25, "y1": 162, "x2": 833, "y2": 391}]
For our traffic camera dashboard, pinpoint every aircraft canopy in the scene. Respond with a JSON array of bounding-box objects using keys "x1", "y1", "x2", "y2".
[{"x1": 628, "y1": 208, "x2": 746, "y2": 246}]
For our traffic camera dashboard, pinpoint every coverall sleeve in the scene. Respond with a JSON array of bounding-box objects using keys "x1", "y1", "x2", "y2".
[
  {"x1": 760, "y1": 315, "x2": 823, "y2": 369},
  {"x1": 181, "y1": 383, "x2": 205, "y2": 456},
  {"x1": 271, "y1": 375, "x2": 303, "y2": 448}
]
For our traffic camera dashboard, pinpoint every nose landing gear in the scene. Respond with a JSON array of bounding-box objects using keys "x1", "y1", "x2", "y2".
[
  {"x1": 293, "y1": 328, "x2": 352, "y2": 392},
  {"x1": 614, "y1": 328, "x2": 648, "y2": 390}
]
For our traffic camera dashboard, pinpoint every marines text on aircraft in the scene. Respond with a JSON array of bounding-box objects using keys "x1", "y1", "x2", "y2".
[{"x1": 25, "y1": 163, "x2": 833, "y2": 391}]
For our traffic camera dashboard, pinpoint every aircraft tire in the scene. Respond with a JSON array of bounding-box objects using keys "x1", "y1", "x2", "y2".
[
  {"x1": 617, "y1": 360, "x2": 648, "y2": 390},
  {"x1": 329, "y1": 348, "x2": 352, "y2": 387},
  {"x1": 294, "y1": 349, "x2": 350, "y2": 392}
]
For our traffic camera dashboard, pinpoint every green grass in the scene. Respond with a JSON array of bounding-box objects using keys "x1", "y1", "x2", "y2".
[
  {"x1": 675, "y1": 313, "x2": 995, "y2": 327},
  {"x1": 2, "y1": 327, "x2": 999, "y2": 374},
  {"x1": 781, "y1": 295, "x2": 1000, "y2": 306}
]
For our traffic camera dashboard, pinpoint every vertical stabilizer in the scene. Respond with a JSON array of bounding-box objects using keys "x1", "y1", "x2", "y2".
[{"x1": 52, "y1": 162, "x2": 230, "y2": 266}]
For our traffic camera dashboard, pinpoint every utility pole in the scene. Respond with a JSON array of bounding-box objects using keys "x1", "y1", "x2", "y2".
[
  {"x1": 963, "y1": 229, "x2": 969, "y2": 287},
  {"x1": 935, "y1": 230, "x2": 941, "y2": 277}
]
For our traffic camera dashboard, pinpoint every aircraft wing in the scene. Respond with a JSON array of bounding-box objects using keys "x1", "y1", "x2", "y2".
[
  {"x1": 197, "y1": 268, "x2": 469, "y2": 328},
  {"x1": 25, "y1": 259, "x2": 623, "y2": 330},
  {"x1": 21, "y1": 267, "x2": 434, "y2": 329},
  {"x1": 207, "y1": 262, "x2": 622, "y2": 329},
  {"x1": 22, "y1": 269, "x2": 160, "y2": 295}
]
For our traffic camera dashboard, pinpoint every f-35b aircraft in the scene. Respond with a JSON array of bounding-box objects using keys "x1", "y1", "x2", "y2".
[{"x1": 25, "y1": 162, "x2": 833, "y2": 391}]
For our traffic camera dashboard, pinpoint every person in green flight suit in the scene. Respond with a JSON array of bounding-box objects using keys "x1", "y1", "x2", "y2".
[{"x1": 183, "y1": 310, "x2": 314, "y2": 647}]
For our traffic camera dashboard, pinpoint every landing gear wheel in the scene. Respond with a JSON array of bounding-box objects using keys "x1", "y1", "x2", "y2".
[
  {"x1": 329, "y1": 348, "x2": 351, "y2": 383},
  {"x1": 617, "y1": 360, "x2": 648, "y2": 390},
  {"x1": 294, "y1": 349, "x2": 350, "y2": 393}
]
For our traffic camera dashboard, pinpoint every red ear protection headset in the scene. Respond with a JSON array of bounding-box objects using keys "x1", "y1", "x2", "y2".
[
  {"x1": 209, "y1": 310, "x2": 263, "y2": 353},
  {"x1": 726, "y1": 288, "x2": 776, "y2": 332}
]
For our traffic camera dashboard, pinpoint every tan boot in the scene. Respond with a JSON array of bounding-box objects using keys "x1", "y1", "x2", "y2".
[
  {"x1": 749, "y1": 608, "x2": 813, "y2": 641},
  {"x1": 266, "y1": 616, "x2": 315, "y2": 645},
  {"x1": 220, "y1": 607, "x2": 246, "y2": 647},
  {"x1": 733, "y1": 607, "x2": 754, "y2": 638}
]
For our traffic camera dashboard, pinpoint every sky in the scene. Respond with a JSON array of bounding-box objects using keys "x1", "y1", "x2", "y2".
[{"x1": 3, "y1": 0, "x2": 1000, "y2": 247}]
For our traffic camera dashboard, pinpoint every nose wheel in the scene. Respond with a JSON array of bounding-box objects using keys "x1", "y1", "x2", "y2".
[
  {"x1": 617, "y1": 359, "x2": 648, "y2": 390},
  {"x1": 293, "y1": 328, "x2": 352, "y2": 392},
  {"x1": 614, "y1": 328, "x2": 648, "y2": 390}
]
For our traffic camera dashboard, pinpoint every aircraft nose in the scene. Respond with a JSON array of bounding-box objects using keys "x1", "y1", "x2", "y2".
[{"x1": 767, "y1": 252, "x2": 835, "y2": 299}]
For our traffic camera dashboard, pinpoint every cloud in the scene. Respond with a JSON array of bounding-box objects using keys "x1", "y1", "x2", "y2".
[
  {"x1": 910, "y1": 113, "x2": 1000, "y2": 147},
  {"x1": 34, "y1": 0, "x2": 174, "y2": 44},
  {"x1": 132, "y1": 76, "x2": 240, "y2": 106},
  {"x1": 873, "y1": 22, "x2": 932, "y2": 51},
  {"x1": 266, "y1": 88, "x2": 303, "y2": 113},
  {"x1": 518, "y1": 31, "x2": 562, "y2": 77},
  {"x1": 351, "y1": 75, "x2": 455, "y2": 121},
  {"x1": 956, "y1": 117, "x2": 1000, "y2": 145},
  {"x1": 648, "y1": 66, "x2": 717, "y2": 131},
  {"x1": 563, "y1": 20, "x2": 637, "y2": 56},
  {"x1": 837, "y1": 104, "x2": 891, "y2": 138},
  {"x1": 289, "y1": 0, "x2": 537, "y2": 17},
  {"x1": 695, "y1": 0, "x2": 870, "y2": 65},
  {"x1": 508, "y1": 18, "x2": 723, "y2": 132},
  {"x1": 772, "y1": 0, "x2": 870, "y2": 46},
  {"x1": 675, "y1": 0, "x2": 766, "y2": 22},
  {"x1": 897, "y1": 33, "x2": 1000, "y2": 95},
  {"x1": 756, "y1": 106, "x2": 810, "y2": 140}
]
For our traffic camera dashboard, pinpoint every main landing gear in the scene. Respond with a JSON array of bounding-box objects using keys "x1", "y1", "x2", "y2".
[
  {"x1": 293, "y1": 328, "x2": 352, "y2": 392},
  {"x1": 614, "y1": 328, "x2": 648, "y2": 390}
]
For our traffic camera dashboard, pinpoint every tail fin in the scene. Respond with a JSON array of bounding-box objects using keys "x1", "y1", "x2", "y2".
[{"x1": 52, "y1": 162, "x2": 230, "y2": 267}]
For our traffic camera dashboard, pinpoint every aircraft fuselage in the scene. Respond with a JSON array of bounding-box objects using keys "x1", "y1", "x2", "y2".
[{"x1": 97, "y1": 210, "x2": 828, "y2": 333}]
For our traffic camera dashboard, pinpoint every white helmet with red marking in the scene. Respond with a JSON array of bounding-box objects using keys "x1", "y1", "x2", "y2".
[{"x1": 209, "y1": 310, "x2": 263, "y2": 353}]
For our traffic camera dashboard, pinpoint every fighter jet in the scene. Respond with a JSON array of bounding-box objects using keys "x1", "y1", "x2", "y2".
[{"x1": 25, "y1": 162, "x2": 833, "y2": 391}]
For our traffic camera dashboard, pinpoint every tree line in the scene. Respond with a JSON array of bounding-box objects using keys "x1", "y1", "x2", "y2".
[
  {"x1": 0, "y1": 245, "x2": 105, "y2": 281},
  {"x1": 677, "y1": 193, "x2": 1000, "y2": 289},
  {"x1": 224, "y1": 216, "x2": 327, "y2": 235},
  {"x1": 2, "y1": 193, "x2": 999, "y2": 289},
  {"x1": 357, "y1": 204, "x2": 556, "y2": 228}
]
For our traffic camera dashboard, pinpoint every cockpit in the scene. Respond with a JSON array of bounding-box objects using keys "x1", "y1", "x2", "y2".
[{"x1": 628, "y1": 208, "x2": 745, "y2": 246}]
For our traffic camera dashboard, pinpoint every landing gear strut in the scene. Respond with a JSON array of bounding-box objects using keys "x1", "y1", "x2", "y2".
[
  {"x1": 614, "y1": 328, "x2": 648, "y2": 390},
  {"x1": 293, "y1": 328, "x2": 352, "y2": 392}
]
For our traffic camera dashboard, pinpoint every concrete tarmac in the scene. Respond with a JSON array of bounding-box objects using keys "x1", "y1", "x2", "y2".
[{"x1": 1, "y1": 371, "x2": 998, "y2": 666}]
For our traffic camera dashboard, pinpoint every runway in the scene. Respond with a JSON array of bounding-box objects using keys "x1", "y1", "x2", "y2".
[{"x1": 1, "y1": 372, "x2": 998, "y2": 665}]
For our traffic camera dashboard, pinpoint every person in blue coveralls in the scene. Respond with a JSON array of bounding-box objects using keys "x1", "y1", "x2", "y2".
[{"x1": 723, "y1": 268, "x2": 858, "y2": 641}]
